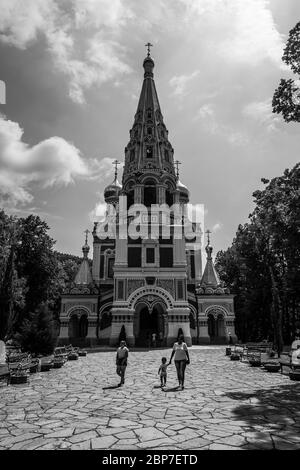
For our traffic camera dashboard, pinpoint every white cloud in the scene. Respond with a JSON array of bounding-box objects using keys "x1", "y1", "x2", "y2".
[
  {"x1": 0, "y1": 0, "x2": 133, "y2": 104},
  {"x1": 0, "y1": 0, "x2": 285, "y2": 103},
  {"x1": 212, "y1": 222, "x2": 223, "y2": 232},
  {"x1": 243, "y1": 99, "x2": 282, "y2": 131},
  {"x1": 0, "y1": 115, "x2": 112, "y2": 208},
  {"x1": 194, "y1": 103, "x2": 248, "y2": 146},
  {"x1": 178, "y1": 0, "x2": 284, "y2": 67},
  {"x1": 169, "y1": 71, "x2": 199, "y2": 97}
]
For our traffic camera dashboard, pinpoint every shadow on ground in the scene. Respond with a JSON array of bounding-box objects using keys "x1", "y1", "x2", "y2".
[{"x1": 224, "y1": 382, "x2": 300, "y2": 449}]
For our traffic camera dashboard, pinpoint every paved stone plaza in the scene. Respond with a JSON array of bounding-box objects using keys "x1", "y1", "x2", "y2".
[{"x1": 0, "y1": 346, "x2": 300, "y2": 450}]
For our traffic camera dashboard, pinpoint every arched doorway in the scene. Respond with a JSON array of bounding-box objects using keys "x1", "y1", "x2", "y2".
[
  {"x1": 134, "y1": 301, "x2": 166, "y2": 347},
  {"x1": 69, "y1": 314, "x2": 79, "y2": 339},
  {"x1": 207, "y1": 313, "x2": 216, "y2": 341},
  {"x1": 207, "y1": 308, "x2": 227, "y2": 344},
  {"x1": 68, "y1": 309, "x2": 89, "y2": 346}
]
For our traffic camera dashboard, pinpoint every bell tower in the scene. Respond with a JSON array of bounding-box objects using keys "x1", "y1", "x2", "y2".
[{"x1": 108, "y1": 47, "x2": 193, "y2": 347}]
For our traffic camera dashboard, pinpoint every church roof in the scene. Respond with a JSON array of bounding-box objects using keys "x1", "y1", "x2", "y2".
[
  {"x1": 74, "y1": 256, "x2": 93, "y2": 285},
  {"x1": 200, "y1": 247, "x2": 221, "y2": 288},
  {"x1": 197, "y1": 233, "x2": 230, "y2": 296},
  {"x1": 74, "y1": 236, "x2": 93, "y2": 286},
  {"x1": 122, "y1": 47, "x2": 176, "y2": 182}
]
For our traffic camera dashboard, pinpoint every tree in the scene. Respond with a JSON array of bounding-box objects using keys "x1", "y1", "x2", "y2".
[
  {"x1": 273, "y1": 22, "x2": 300, "y2": 122},
  {"x1": 216, "y1": 164, "x2": 300, "y2": 351},
  {"x1": 15, "y1": 303, "x2": 57, "y2": 355},
  {"x1": 0, "y1": 212, "x2": 26, "y2": 339},
  {"x1": 118, "y1": 325, "x2": 127, "y2": 344}
]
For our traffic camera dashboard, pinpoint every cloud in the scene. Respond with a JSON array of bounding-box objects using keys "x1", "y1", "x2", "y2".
[
  {"x1": 212, "y1": 222, "x2": 223, "y2": 232},
  {"x1": 0, "y1": 115, "x2": 113, "y2": 208},
  {"x1": 0, "y1": 0, "x2": 133, "y2": 104},
  {"x1": 0, "y1": 0, "x2": 285, "y2": 103},
  {"x1": 194, "y1": 103, "x2": 248, "y2": 146},
  {"x1": 169, "y1": 71, "x2": 199, "y2": 97},
  {"x1": 243, "y1": 99, "x2": 282, "y2": 131},
  {"x1": 178, "y1": 0, "x2": 284, "y2": 67}
]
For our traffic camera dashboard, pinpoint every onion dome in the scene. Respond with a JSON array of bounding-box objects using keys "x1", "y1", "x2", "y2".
[
  {"x1": 143, "y1": 42, "x2": 155, "y2": 77},
  {"x1": 176, "y1": 178, "x2": 190, "y2": 201},
  {"x1": 104, "y1": 178, "x2": 122, "y2": 204},
  {"x1": 104, "y1": 160, "x2": 122, "y2": 204}
]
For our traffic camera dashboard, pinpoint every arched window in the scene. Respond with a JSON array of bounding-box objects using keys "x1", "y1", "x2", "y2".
[
  {"x1": 146, "y1": 146, "x2": 153, "y2": 158},
  {"x1": 164, "y1": 149, "x2": 169, "y2": 162}
]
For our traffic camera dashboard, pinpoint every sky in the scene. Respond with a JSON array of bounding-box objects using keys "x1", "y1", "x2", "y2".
[{"x1": 0, "y1": 0, "x2": 299, "y2": 261}]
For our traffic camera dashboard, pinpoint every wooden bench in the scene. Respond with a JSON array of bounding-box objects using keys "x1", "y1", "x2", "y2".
[{"x1": 239, "y1": 342, "x2": 273, "y2": 362}]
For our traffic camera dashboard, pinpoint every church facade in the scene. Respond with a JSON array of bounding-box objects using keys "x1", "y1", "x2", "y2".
[{"x1": 58, "y1": 50, "x2": 237, "y2": 347}]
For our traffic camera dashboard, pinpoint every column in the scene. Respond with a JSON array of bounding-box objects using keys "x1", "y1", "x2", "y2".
[
  {"x1": 109, "y1": 309, "x2": 135, "y2": 347},
  {"x1": 198, "y1": 318, "x2": 210, "y2": 344},
  {"x1": 167, "y1": 308, "x2": 192, "y2": 346}
]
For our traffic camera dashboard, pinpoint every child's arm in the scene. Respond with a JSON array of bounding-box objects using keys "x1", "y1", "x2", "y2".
[{"x1": 158, "y1": 366, "x2": 161, "y2": 375}]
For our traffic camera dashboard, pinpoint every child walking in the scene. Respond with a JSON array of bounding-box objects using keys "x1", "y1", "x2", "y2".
[{"x1": 158, "y1": 357, "x2": 168, "y2": 388}]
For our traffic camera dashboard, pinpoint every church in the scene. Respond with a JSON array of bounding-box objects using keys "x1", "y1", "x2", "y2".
[{"x1": 58, "y1": 47, "x2": 237, "y2": 348}]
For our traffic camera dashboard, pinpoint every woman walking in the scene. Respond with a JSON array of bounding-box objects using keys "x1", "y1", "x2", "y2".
[{"x1": 169, "y1": 334, "x2": 190, "y2": 390}]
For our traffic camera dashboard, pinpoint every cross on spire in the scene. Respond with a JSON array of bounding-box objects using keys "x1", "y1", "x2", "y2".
[
  {"x1": 84, "y1": 229, "x2": 90, "y2": 245},
  {"x1": 174, "y1": 160, "x2": 181, "y2": 179},
  {"x1": 112, "y1": 159, "x2": 121, "y2": 181},
  {"x1": 145, "y1": 42, "x2": 153, "y2": 57}
]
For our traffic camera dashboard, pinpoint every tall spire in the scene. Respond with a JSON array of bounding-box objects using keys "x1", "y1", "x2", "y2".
[
  {"x1": 200, "y1": 230, "x2": 220, "y2": 288},
  {"x1": 74, "y1": 230, "x2": 93, "y2": 285},
  {"x1": 123, "y1": 46, "x2": 176, "y2": 182}
]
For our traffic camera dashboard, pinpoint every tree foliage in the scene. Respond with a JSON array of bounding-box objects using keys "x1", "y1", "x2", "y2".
[
  {"x1": 273, "y1": 22, "x2": 300, "y2": 122},
  {"x1": 0, "y1": 210, "x2": 83, "y2": 347},
  {"x1": 15, "y1": 303, "x2": 56, "y2": 355},
  {"x1": 216, "y1": 163, "x2": 300, "y2": 351}
]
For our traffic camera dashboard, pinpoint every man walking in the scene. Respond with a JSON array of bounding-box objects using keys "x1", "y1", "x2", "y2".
[{"x1": 116, "y1": 340, "x2": 129, "y2": 387}]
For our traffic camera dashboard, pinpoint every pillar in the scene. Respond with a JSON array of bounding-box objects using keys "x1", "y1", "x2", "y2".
[
  {"x1": 109, "y1": 309, "x2": 134, "y2": 347},
  {"x1": 198, "y1": 318, "x2": 210, "y2": 344}
]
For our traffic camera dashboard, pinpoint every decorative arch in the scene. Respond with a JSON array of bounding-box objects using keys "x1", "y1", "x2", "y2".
[
  {"x1": 140, "y1": 174, "x2": 161, "y2": 185},
  {"x1": 205, "y1": 305, "x2": 228, "y2": 319},
  {"x1": 135, "y1": 297, "x2": 168, "y2": 315},
  {"x1": 99, "y1": 302, "x2": 113, "y2": 316},
  {"x1": 189, "y1": 304, "x2": 197, "y2": 330},
  {"x1": 67, "y1": 305, "x2": 91, "y2": 318},
  {"x1": 128, "y1": 286, "x2": 174, "y2": 310}
]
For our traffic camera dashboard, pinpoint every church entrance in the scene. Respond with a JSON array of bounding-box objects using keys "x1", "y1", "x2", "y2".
[
  {"x1": 68, "y1": 311, "x2": 88, "y2": 346},
  {"x1": 134, "y1": 302, "x2": 166, "y2": 347},
  {"x1": 207, "y1": 311, "x2": 226, "y2": 344}
]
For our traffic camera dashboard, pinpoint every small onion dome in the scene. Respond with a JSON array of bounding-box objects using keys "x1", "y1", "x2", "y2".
[
  {"x1": 205, "y1": 242, "x2": 213, "y2": 259},
  {"x1": 82, "y1": 241, "x2": 90, "y2": 258},
  {"x1": 176, "y1": 179, "x2": 190, "y2": 201},
  {"x1": 104, "y1": 178, "x2": 122, "y2": 203},
  {"x1": 143, "y1": 55, "x2": 155, "y2": 77}
]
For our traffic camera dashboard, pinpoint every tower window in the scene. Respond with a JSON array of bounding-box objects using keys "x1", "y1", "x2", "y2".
[
  {"x1": 147, "y1": 109, "x2": 152, "y2": 119},
  {"x1": 128, "y1": 247, "x2": 142, "y2": 267},
  {"x1": 147, "y1": 127, "x2": 152, "y2": 135},
  {"x1": 146, "y1": 248, "x2": 155, "y2": 264},
  {"x1": 164, "y1": 149, "x2": 169, "y2": 162},
  {"x1": 144, "y1": 187, "x2": 156, "y2": 207},
  {"x1": 160, "y1": 247, "x2": 173, "y2": 267},
  {"x1": 130, "y1": 149, "x2": 135, "y2": 162},
  {"x1": 146, "y1": 146, "x2": 153, "y2": 158},
  {"x1": 107, "y1": 258, "x2": 114, "y2": 278}
]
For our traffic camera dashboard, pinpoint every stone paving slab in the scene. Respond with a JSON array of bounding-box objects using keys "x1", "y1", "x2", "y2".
[{"x1": 0, "y1": 346, "x2": 300, "y2": 450}]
